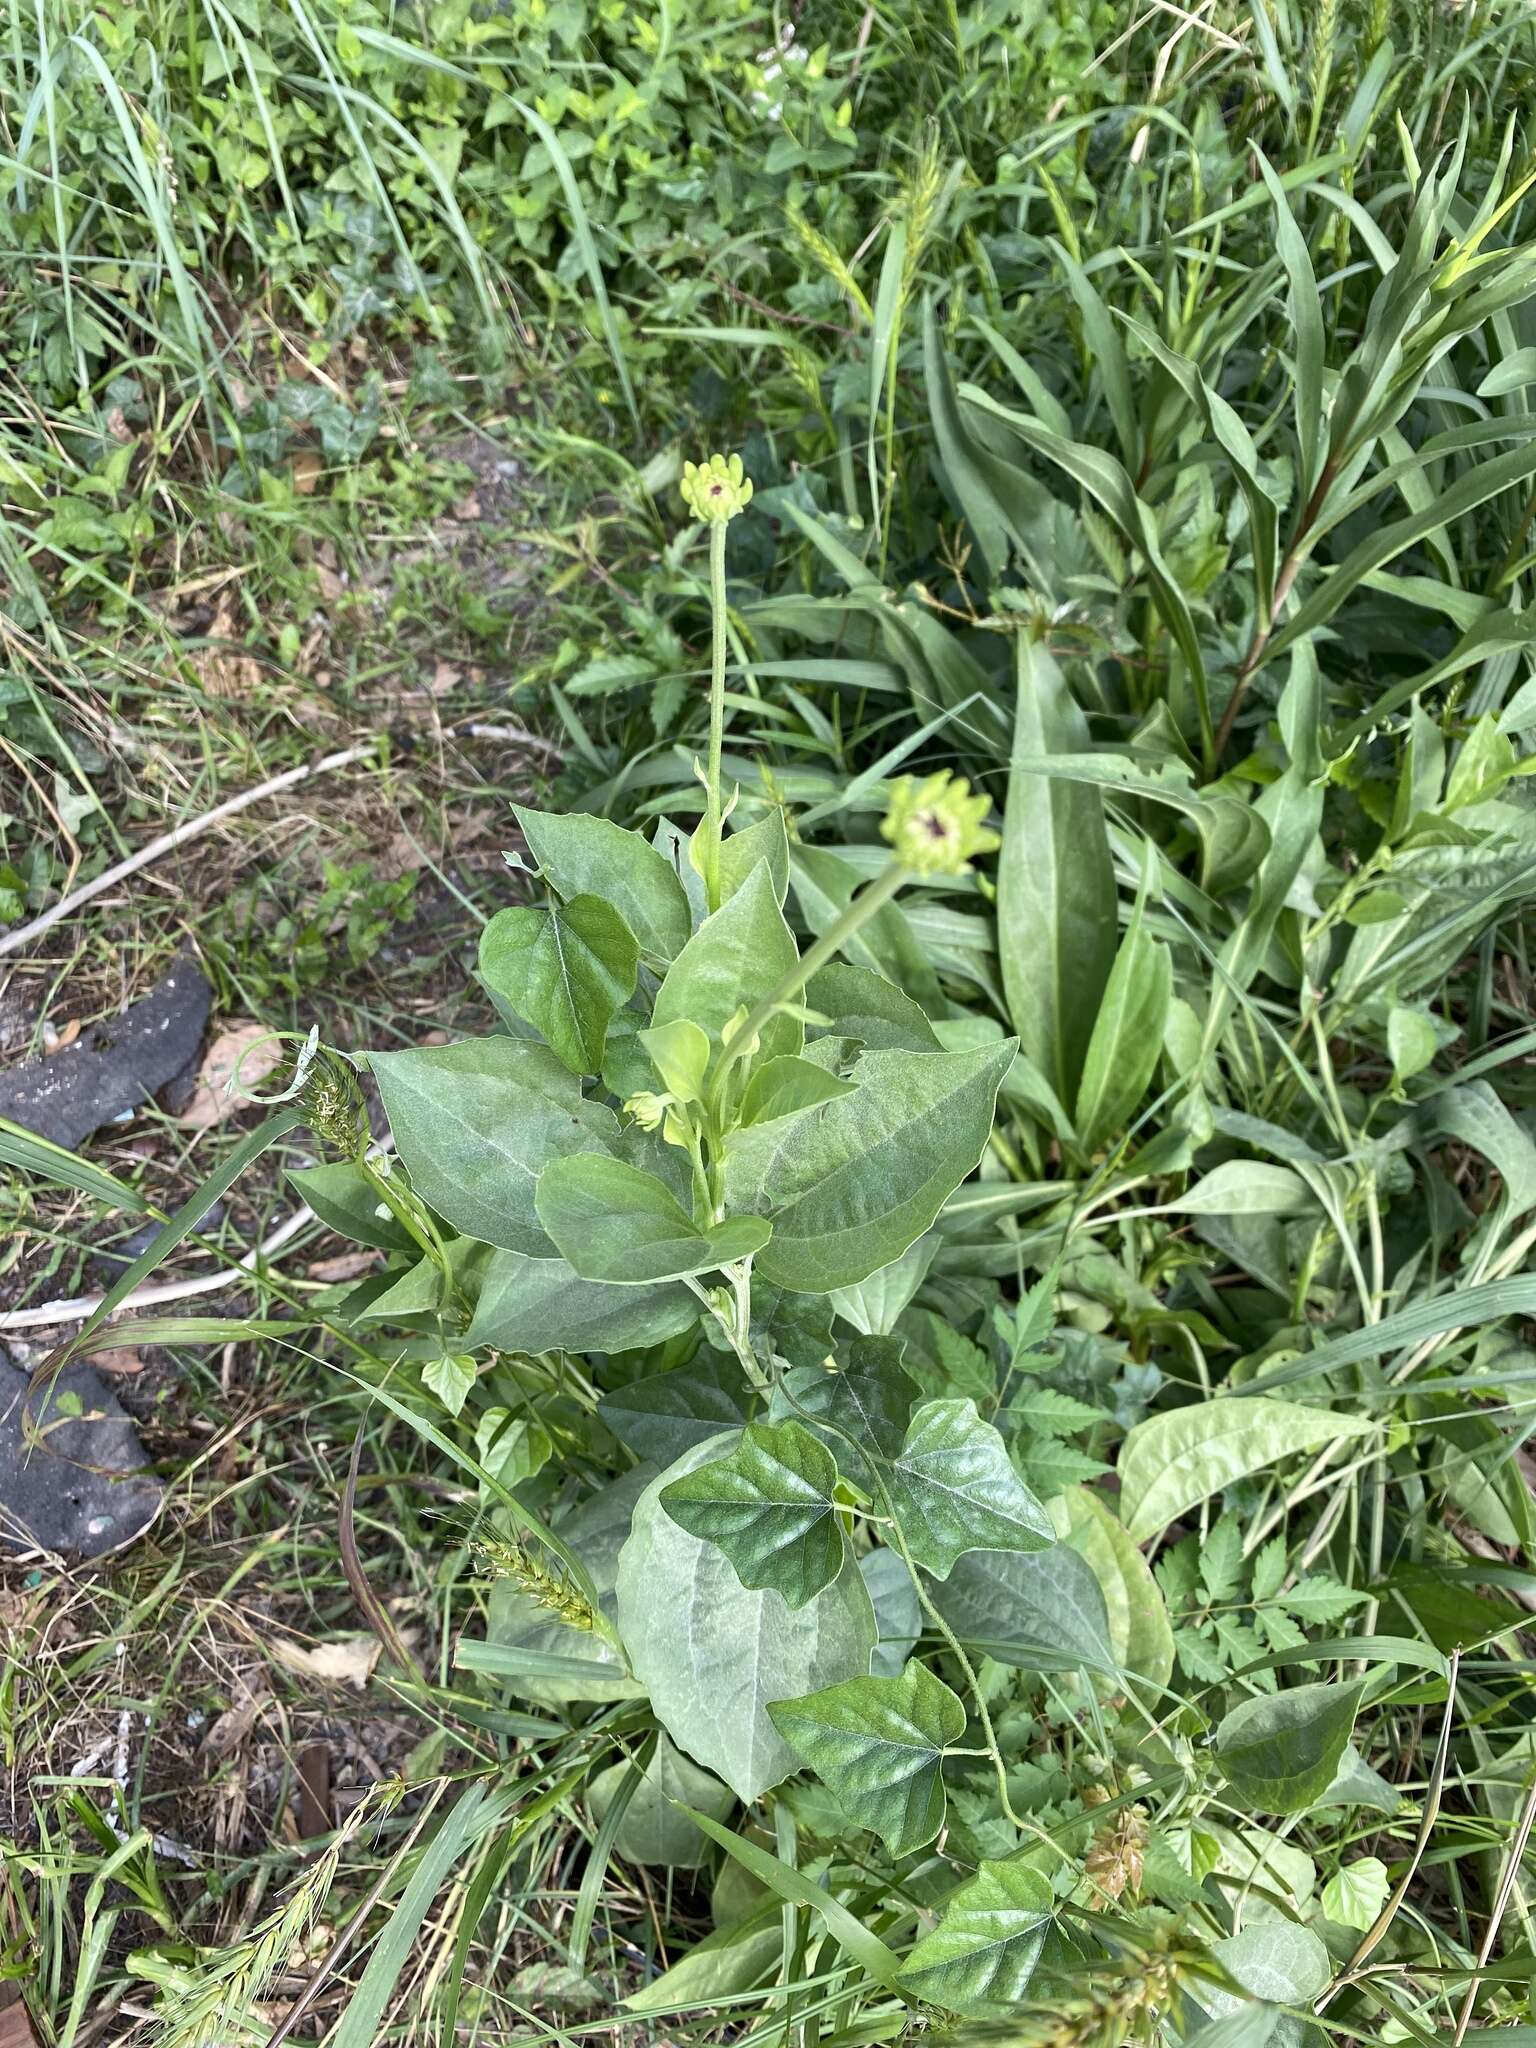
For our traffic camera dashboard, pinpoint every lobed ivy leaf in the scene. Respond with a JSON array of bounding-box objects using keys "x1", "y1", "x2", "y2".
[
  {"x1": 536, "y1": 1153, "x2": 769, "y2": 1285},
  {"x1": 767, "y1": 1665, "x2": 966, "y2": 1855},
  {"x1": 775, "y1": 1335, "x2": 918, "y2": 1484},
  {"x1": 897, "y1": 1856, "x2": 1055, "y2": 2016},
  {"x1": 660, "y1": 1420, "x2": 844, "y2": 1609},
  {"x1": 884, "y1": 1398, "x2": 1055, "y2": 1579},
  {"x1": 599, "y1": 1355, "x2": 755, "y2": 1465},
  {"x1": 479, "y1": 895, "x2": 639, "y2": 1076}
]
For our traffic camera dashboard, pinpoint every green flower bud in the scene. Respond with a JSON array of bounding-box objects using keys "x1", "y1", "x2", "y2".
[
  {"x1": 624, "y1": 1090, "x2": 670, "y2": 1131},
  {"x1": 681, "y1": 451, "x2": 754, "y2": 524},
  {"x1": 880, "y1": 770, "x2": 1001, "y2": 878}
]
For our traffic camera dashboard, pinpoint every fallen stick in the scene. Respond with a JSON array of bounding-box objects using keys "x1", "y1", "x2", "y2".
[{"x1": 0, "y1": 743, "x2": 376, "y2": 961}]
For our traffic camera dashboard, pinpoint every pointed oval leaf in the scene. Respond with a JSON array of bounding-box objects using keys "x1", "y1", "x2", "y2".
[
  {"x1": 928, "y1": 1541, "x2": 1116, "y2": 1675},
  {"x1": 768, "y1": 1664, "x2": 966, "y2": 1855},
  {"x1": 660, "y1": 1420, "x2": 845, "y2": 1609},
  {"x1": 588, "y1": 1735, "x2": 735, "y2": 1868},
  {"x1": 536, "y1": 1154, "x2": 769, "y2": 1285},
  {"x1": 886, "y1": 1398, "x2": 1055, "y2": 1579},
  {"x1": 1118, "y1": 1400, "x2": 1374, "y2": 1546},
  {"x1": 371, "y1": 1037, "x2": 618, "y2": 1254},
  {"x1": 465, "y1": 1247, "x2": 695, "y2": 1354},
  {"x1": 652, "y1": 860, "x2": 801, "y2": 1062},
  {"x1": 1215, "y1": 1681, "x2": 1365, "y2": 1815},
  {"x1": 514, "y1": 804, "x2": 692, "y2": 961},
  {"x1": 479, "y1": 895, "x2": 639, "y2": 1075},
  {"x1": 615, "y1": 1436, "x2": 877, "y2": 1802},
  {"x1": 726, "y1": 1042, "x2": 1016, "y2": 1293}
]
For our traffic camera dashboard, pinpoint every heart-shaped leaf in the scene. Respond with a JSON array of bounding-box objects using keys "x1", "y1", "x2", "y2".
[
  {"x1": 1215, "y1": 1680, "x2": 1365, "y2": 1815},
  {"x1": 884, "y1": 1398, "x2": 1054, "y2": 1578},
  {"x1": 897, "y1": 1857, "x2": 1055, "y2": 2016},
  {"x1": 537, "y1": 1155, "x2": 769, "y2": 1285},
  {"x1": 479, "y1": 894, "x2": 639, "y2": 1075},
  {"x1": 768, "y1": 1664, "x2": 965, "y2": 1855},
  {"x1": 660, "y1": 1420, "x2": 844, "y2": 1609}
]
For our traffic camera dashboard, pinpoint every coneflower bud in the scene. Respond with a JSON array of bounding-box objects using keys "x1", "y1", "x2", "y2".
[{"x1": 681, "y1": 452, "x2": 754, "y2": 524}]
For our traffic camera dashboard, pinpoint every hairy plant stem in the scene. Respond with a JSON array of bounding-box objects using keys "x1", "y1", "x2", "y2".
[{"x1": 702, "y1": 516, "x2": 729, "y2": 914}]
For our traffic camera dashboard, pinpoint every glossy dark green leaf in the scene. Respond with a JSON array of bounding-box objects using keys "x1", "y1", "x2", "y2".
[
  {"x1": 775, "y1": 1335, "x2": 918, "y2": 1485},
  {"x1": 768, "y1": 1664, "x2": 966, "y2": 1854},
  {"x1": 660, "y1": 1420, "x2": 844, "y2": 1609},
  {"x1": 897, "y1": 1857, "x2": 1055, "y2": 2016},
  {"x1": 599, "y1": 1356, "x2": 755, "y2": 1465},
  {"x1": 885, "y1": 1398, "x2": 1055, "y2": 1579}
]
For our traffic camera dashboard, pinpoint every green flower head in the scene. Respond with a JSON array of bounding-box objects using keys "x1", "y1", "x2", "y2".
[
  {"x1": 681, "y1": 452, "x2": 754, "y2": 524},
  {"x1": 624, "y1": 1091, "x2": 669, "y2": 1131},
  {"x1": 880, "y1": 770, "x2": 1000, "y2": 877}
]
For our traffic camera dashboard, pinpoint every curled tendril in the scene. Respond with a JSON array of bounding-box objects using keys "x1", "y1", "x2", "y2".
[{"x1": 255, "y1": 1027, "x2": 368, "y2": 1157}]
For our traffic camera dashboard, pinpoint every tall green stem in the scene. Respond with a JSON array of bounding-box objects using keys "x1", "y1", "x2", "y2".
[{"x1": 702, "y1": 517, "x2": 729, "y2": 914}]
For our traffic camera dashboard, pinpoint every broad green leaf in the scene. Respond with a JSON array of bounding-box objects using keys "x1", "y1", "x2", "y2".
[
  {"x1": 775, "y1": 1336, "x2": 918, "y2": 1485},
  {"x1": 639, "y1": 1018, "x2": 711, "y2": 1102},
  {"x1": 1215, "y1": 1681, "x2": 1365, "y2": 1814},
  {"x1": 740, "y1": 1054, "x2": 856, "y2": 1125},
  {"x1": 768, "y1": 1665, "x2": 966, "y2": 1855},
  {"x1": 615, "y1": 1436, "x2": 877, "y2": 1802},
  {"x1": 898, "y1": 1857, "x2": 1054, "y2": 2016},
  {"x1": 466, "y1": 1248, "x2": 695, "y2": 1354},
  {"x1": 422, "y1": 1352, "x2": 476, "y2": 1417},
  {"x1": 588, "y1": 1736, "x2": 735, "y2": 1868},
  {"x1": 804, "y1": 962, "x2": 942, "y2": 1052},
  {"x1": 622, "y1": 1906, "x2": 780, "y2": 2013},
  {"x1": 1072, "y1": 877, "x2": 1172, "y2": 1153},
  {"x1": 1432, "y1": 1081, "x2": 1536, "y2": 1219},
  {"x1": 514, "y1": 804, "x2": 691, "y2": 961},
  {"x1": 536, "y1": 1154, "x2": 769, "y2": 1285},
  {"x1": 352, "y1": 1253, "x2": 441, "y2": 1323},
  {"x1": 1053, "y1": 1486, "x2": 1173, "y2": 1689},
  {"x1": 371, "y1": 1037, "x2": 617, "y2": 1255},
  {"x1": 928, "y1": 1541, "x2": 1117, "y2": 1674},
  {"x1": 1322, "y1": 1856, "x2": 1390, "y2": 1931},
  {"x1": 827, "y1": 1234, "x2": 937, "y2": 1337},
  {"x1": 599, "y1": 1356, "x2": 755, "y2": 1465},
  {"x1": 1161, "y1": 1162, "x2": 1318, "y2": 1216},
  {"x1": 1321, "y1": 1743, "x2": 1401, "y2": 1814},
  {"x1": 1118, "y1": 1399, "x2": 1374, "y2": 1545},
  {"x1": 997, "y1": 636, "x2": 1115, "y2": 1114},
  {"x1": 886, "y1": 1399, "x2": 1055, "y2": 1579},
  {"x1": 718, "y1": 808, "x2": 790, "y2": 906},
  {"x1": 652, "y1": 860, "x2": 801, "y2": 1063},
  {"x1": 862, "y1": 1546, "x2": 922, "y2": 1676},
  {"x1": 288, "y1": 1162, "x2": 416, "y2": 1251},
  {"x1": 726, "y1": 1041, "x2": 1015, "y2": 1293},
  {"x1": 479, "y1": 895, "x2": 638, "y2": 1076},
  {"x1": 660, "y1": 1421, "x2": 845, "y2": 1609},
  {"x1": 485, "y1": 1466, "x2": 651, "y2": 1705},
  {"x1": 1211, "y1": 1920, "x2": 1332, "y2": 2002}
]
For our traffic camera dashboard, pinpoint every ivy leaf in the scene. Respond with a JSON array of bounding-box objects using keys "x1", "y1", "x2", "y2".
[
  {"x1": 536, "y1": 1155, "x2": 770, "y2": 1285},
  {"x1": 768, "y1": 1665, "x2": 966, "y2": 1856},
  {"x1": 1322, "y1": 1856, "x2": 1390, "y2": 1931},
  {"x1": 884, "y1": 1399, "x2": 1055, "y2": 1578},
  {"x1": 1215, "y1": 1680, "x2": 1365, "y2": 1814},
  {"x1": 659, "y1": 1421, "x2": 845, "y2": 1609},
  {"x1": 897, "y1": 1857, "x2": 1055, "y2": 2016},
  {"x1": 480, "y1": 895, "x2": 640, "y2": 1075},
  {"x1": 599, "y1": 1356, "x2": 755, "y2": 1465},
  {"x1": 775, "y1": 1336, "x2": 917, "y2": 1485}
]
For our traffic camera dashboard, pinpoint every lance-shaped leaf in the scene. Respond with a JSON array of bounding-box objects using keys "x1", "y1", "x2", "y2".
[
  {"x1": 660, "y1": 1420, "x2": 844, "y2": 1609},
  {"x1": 768, "y1": 1665, "x2": 966, "y2": 1855},
  {"x1": 479, "y1": 894, "x2": 639, "y2": 1075},
  {"x1": 536, "y1": 1155, "x2": 770, "y2": 1286},
  {"x1": 884, "y1": 1399, "x2": 1054, "y2": 1579},
  {"x1": 898, "y1": 1857, "x2": 1055, "y2": 2016}
]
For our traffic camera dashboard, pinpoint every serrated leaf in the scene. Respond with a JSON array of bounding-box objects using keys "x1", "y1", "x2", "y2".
[
  {"x1": 1118, "y1": 1400, "x2": 1374, "y2": 1545},
  {"x1": 897, "y1": 1857, "x2": 1054, "y2": 2016},
  {"x1": 885, "y1": 1398, "x2": 1054, "y2": 1578},
  {"x1": 479, "y1": 895, "x2": 639, "y2": 1075},
  {"x1": 615, "y1": 1436, "x2": 877, "y2": 1801},
  {"x1": 660, "y1": 1421, "x2": 845, "y2": 1609},
  {"x1": 536, "y1": 1154, "x2": 769, "y2": 1285},
  {"x1": 1215, "y1": 1680, "x2": 1365, "y2": 1814},
  {"x1": 769, "y1": 1665, "x2": 966, "y2": 1855}
]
